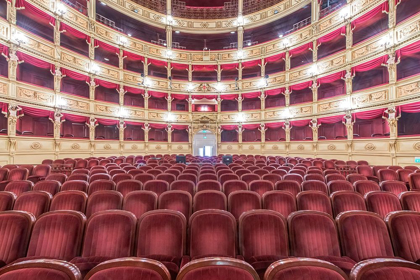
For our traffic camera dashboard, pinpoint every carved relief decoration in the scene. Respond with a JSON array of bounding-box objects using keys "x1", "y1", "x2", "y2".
[
  {"x1": 365, "y1": 143, "x2": 376, "y2": 151},
  {"x1": 30, "y1": 142, "x2": 42, "y2": 150}
]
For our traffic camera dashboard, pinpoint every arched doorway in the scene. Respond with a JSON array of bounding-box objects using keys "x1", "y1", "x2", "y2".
[{"x1": 193, "y1": 129, "x2": 217, "y2": 156}]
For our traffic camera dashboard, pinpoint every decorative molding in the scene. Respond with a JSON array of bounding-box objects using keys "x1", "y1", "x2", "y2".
[
  {"x1": 30, "y1": 142, "x2": 42, "y2": 150},
  {"x1": 365, "y1": 143, "x2": 376, "y2": 151}
]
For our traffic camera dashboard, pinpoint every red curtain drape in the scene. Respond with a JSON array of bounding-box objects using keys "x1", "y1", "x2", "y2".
[
  {"x1": 243, "y1": 92, "x2": 261, "y2": 99},
  {"x1": 242, "y1": 124, "x2": 260, "y2": 130},
  {"x1": 351, "y1": 2, "x2": 389, "y2": 30},
  {"x1": 94, "y1": 79, "x2": 118, "y2": 89},
  {"x1": 171, "y1": 63, "x2": 188, "y2": 70},
  {"x1": 221, "y1": 94, "x2": 238, "y2": 100},
  {"x1": 62, "y1": 113, "x2": 89, "y2": 123},
  {"x1": 318, "y1": 115, "x2": 345, "y2": 124},
  {"x1": 242, "y1": 60, "x2": 260, "y2": 68},
  {"x1": 123, "y1": 51, "x2": 144, "y2": 61},
  {"x1": 150, "y1": 123, "x2": 167, "y2": 129},
  {"x1": 60, "y1": 23, "x2": 90, "y2": 43},
  {"x1": 318, "y1": 71, "x2": 346, "y2": 84},
  {"x1": 291, "y1": 119, "x2": 310, "y2": 127},
  {"x1": 396, "y1": 41, "x2": 420, "y2": 58},
  {"x1": 290, "y1": 81, "x2": 313, "y2": 91},
  {"x1": 172, "y1": 125, "x2": 189, "y2": 130},
  {"x1": 265, "y1": 122, "x2": 284, "y2": 128},
  {"x1": 289, "y1": 43, "x2": 313, "y2": 56},
  {"x1": 16, "y1": 52, "x2": 54, "y2": 70},
  {"x1": 94, "y1": 40, "x2": 119, "y2": 54},
  {"x1": 124, "y1": 86, "x2": 144, "y2": 94},
  {"x1": 265, "y1": 53, "x2": 286, "y2": 62},
  {"x1": 352, "y1": 55, "x2": 388, "y2": 74},
  {"x1": 354, "y1": 108, "x2": 385, "y2": 120},
  {"x1": 149, "y1": 91, "x2": 167, "y2": 98},
  {"x1": 21, "y1": 106, "x2": 53, "y2": 118},
  {"x1": 0, "y1": 102, "x2": 7, "y2": 114},
  {"x1": 171, "y1": 94, "x2": 188, "y2": 100},
  {"x1": 16, "y1": 0, "x2": 56, "y2": 26},
  {"x1": 193, "y1": 65, "x2": 217, "y2": 72},
  {"x1": 221, "y1": 125, "x2": 238, "y2": 130},
  {"x1": 317, "y1": 26, "x2": 346, "y2": 45},
  {"x1": 125, "y1": 121, "x2": 144, "y2": 126},
  {"x1": 97, "y1": 118, "x2": 119, "y2": 126},
  {"x1": 265, "y1": 88, "x2": 285, "y2": 96},
  {"x1": 399, "y1": 102, "x2": 420, "y2": 113},
  {"x1": 148, "y1": 59, "x2": 167, "y2": 67},
  {"x1": 0, "y1": 44, "x2": 8, "y2": 57},
  {"x1": 221, "y1": 63, "x2": 239, "y2": 70},
  {"x1": 62, "y1": 68, "x2": 90, "y2": 82},
  {"x1": 192, "y1": 95, "x2": 217, "y2": 99}
]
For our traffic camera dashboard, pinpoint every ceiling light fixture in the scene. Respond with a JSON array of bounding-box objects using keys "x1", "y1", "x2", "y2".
[
  {"x1": 100, "y1": 1, "x2": 106, "y2": 5},
  {"x1": 12, "y1": 31, "x2": 28, "y2": 45},
  {"x1": 339, "y1": 7, "x2": 350, "y2": 20},
  {"x1": 237, "y1": 50, "x2": 244, "y2": 59},
  {"x1": 90, "y1": 63, "x2": 100, "y2": 74},
  {"x1": 56, "y1": 3, "x2": 67, "y2": 15},
  {"x1": 175, "y1": 30, "x2": 180, "y2": 34},
  {"x1": 236, "y1": 15, "x2": 244, "y2": 26}
]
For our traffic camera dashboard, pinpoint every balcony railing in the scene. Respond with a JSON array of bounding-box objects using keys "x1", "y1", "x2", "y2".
[
  {"x1": 62, "y1": 0, "x2": 88, "y2": 15},
  {"x1": 172, "y1": 0, "x2": 238, "y2": 19},
  {"x1": 96, "y1": 13, "x2": 123, "y2": 33}
]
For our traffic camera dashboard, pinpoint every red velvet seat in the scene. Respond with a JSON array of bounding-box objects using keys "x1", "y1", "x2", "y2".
[
  {"x1": 50, "y1": 191, "x2": 88, "y2": 212},
  {"x1": 283, "y1": 174, "x2": 304, "y2": 185},
  {"x1": 84, "y1": 258, "x2": 171, "y2": 280},
  {"x1": 265, "y1": 258, "x2": 348, "y2": 280},
  {"x1": 253, "y1": 169, "x2": 270, "y2": 177},
  {"x1": 70, "y1": 210, "x2": 137, "y2": 277},
  {"x1": 228, "y1": 190, "x2": 261, "y2": 220},
  {"x1": 408, "y1": 173, "x2": 420, "y2": 190},
  {"x1": 42, "y1": 159, "x2": 53, "y2": 164},
  {"x1": 331, "y1": 191, "x2": 366, "y2": 218},
  {"x1": 223, "y1": 180, "x2": 248, "y2": 197},
  {"x1": 136, "y1": 210, "x2": 187, "y2": 278},
  {"x1": 33, "y1": 180, "x2": 61, "y2": 196},
  {"x1": 189, "y1": 210, "x2": 237, "y2": 259},
  {"x1": 198, "y1": 174, "x2": 218, "y2": 181},
  {"x1": 166, "y1": 169, "x2": 182, "y2": 177},
  {"x1": 297, "y1": 191, "x2": 333, "y2": 216},
  {"x1": 116, "y1": 180, "x2": 142, "y2": 197},
  {"x1": 27, "y1": 164, "x2": 51, "y2": 183},
  {"x1": 138, "y1": 166, "x2": 153, "y2": 172},
  {"x1": 378, "y1": 169, "x2": 399, "y2": 182},
  {"x1": 88, "y1": 180, "x2": 116, "y2": 195},
  {"x1": 328, "y1": 180, "x2": 354, "y2": 194},
  {"x1": 170, "y1": 180, "x2": 195, "y2": 196},
  {"x1": 109, "y1": 170, "x2": 126, "y2": 177},
  {"x1": 45, "y1": 174, "x2": 67, "y2": 184},
  {"x1": 85, "y1": 190, "x2": 123, "y2": 218},
  {"x1": 75, "y1": 160, "x2": 88, "y2": 169},
  {"x1": 156, "y1": 173, "x2": 177, "y2": 185},
  {"x1": 275, "y1": 180, "x2": 301, "y2": 196},
  {"x1": 2, "y1": 164, "x2": 18, "y2": 171},
  {"x1": 239, "y1": 210, "x2": 288, "y2": 277},
  {"x1": 68, "y1": 174, "x2": 89, "y2": 182},
  {"x1": 217, "y1": 169, "x2": 234, "y2": 178},
  {"x1": 324, "y1": 169, "x2": 341, "y2": 176},
  {"x1": 365, "y1": 191, "x2": 402, "y2": 218},
  {"x1": 288, "y1": 211, "x2": 356, "y2": 275},
  {"x1": 261, "y1": 174, "x2": 282, "y2": 186},
  {"x1": 5, "y1": 180, "x2": 33, "y2": 196},
  {"x1": 350, "y1": 259, "x2": 420, "y2": 280},
  {"x1": 0, "y1": 192, "x2": 16, "y2": 211},
  {"x1": 177, "y1": 174, "x2": 197, "y2": 185},
  {"x1": 89, "y1": 173, "x2": 111, "y2": 183},
  {"x1": 193, "y1": 190, "x2": 227, "y2": 212},
  {"x1": 0, "y1": 168, "x2": 29, "y2": 190},
  {"x1": 336, "y1": 211, "x2": 394, "y2": 262},
  {"x1": 397, "y1": 169, "x2": 411, "y2": 185},
  {"x1": 72, "y1": 169, "x2": 90, "y2": 175},
  {"x1": 122, "y1": 190, "x2": 158, "y2": 218},
  {"x1": 271, "y1": 169, "x2": 287, "y2": 176},
  {"x1": 354, "y1": 180, "x2": 380, "y2": 196},
  {"x1": 13, "y1": 191, "x2": 52, "y2": 218},
  {"x1": 380, "y1": 181, "x2": 408, "y2": 196},
  {"x1": 346, "y1": 174, "x2": 368, "y2": 184},
  {"x1": 262, "y1": 191, "x2": 296, "y2": 218},
  {"x1": 248, "y1": 180, "x2": 274, "y2": 197},
  {"x1": 356, "y1": 166, "x2": 379, "y2": 183},
  {"x1": 177, "y1": 257, "x2": 259, "y2": 280},
  {"x1": 0, "y1": 259, "x2": 82, "y2": 280},
  {"x1": 0, "y1": 211, "x2": 35, "y2": 265},
  {"x1": 219, "y1": 173, "x2": 239, "y2": 185},
  {"x1": 134, "y1": 173, "x2": 155, "y2": 185},
  {"x1": 159, "y1": 191, "x2": 192, "y2": 221},
  {"x1": 127, "y1": 169, "x2": 144, "y2": 177},
  {"x1": 325, "y1": 174, "x2": 346, "y2": 184},
  {"x1": 196, "y1": 180, "x2": 222, "y2": 192},
  {"x1": 236, "y1": 169, "x2": 251, "y2": 177},
  {"x1": 112, "y1": 174, "x2": 133, "y2": 185},
  {"x1": 400, "y1": 191, "x2": 420, "y2": 211},
  {"x1": 61, "y1": 180, "x2": 89, "y2": 192},
  {"x1": 241, "y1": 174, "x2": 261, "y2": 186},
  {"x1": 289, "y1": 169, "x2": 306, "y2": 177},
  {"x1": 302, "y1": 180, "x2": 328, "y2": 194},
  {"x1": 143, "y1": 180, "x2": 169, "y2": 197},
  {"x1": 304, "y1": 174, "x2": 325, "y2": 182}
]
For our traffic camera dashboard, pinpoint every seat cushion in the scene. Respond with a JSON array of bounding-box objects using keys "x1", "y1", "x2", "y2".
[
  {"x1": 315, "y1": 256, "x2": 356, "y2": 275},
  {"x1": 70, "y1": 256, "x2": 113, "y2": 277}
]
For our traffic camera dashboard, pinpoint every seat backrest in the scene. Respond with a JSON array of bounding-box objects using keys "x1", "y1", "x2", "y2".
[
  {"x1": 134, "y1": 173, "x2": 155, "y2": 185},
  {"x1": 365, "y1": 191, "x2": 402, "y2": 218},
  {"x1": 122, "y1": 191, "x2": 158, "y2": 219},
  {"x1": 289, "y1": 211, "x2": 341, "y2": 258},
  {"x1": 356, "y1": 165, "x2": 374, "y2": 177},
  {"x1": 5, "y1": 180, "x2": 34, "y2": 196},
  {"x1": 354, "y1": 180, "x2": 380, "y2": 196},
  {"x1": 282, "y1": 174, "x2": 303, "y2": 185},
  {"x1": 112, "y1": 174, "x2": 133, "y2": 185},
  {"x1": 296, "y1": 191, "x2": 333, "y2": 216},
  {"x1": 262, "y1": 191, "x2": 296, "y2": 218},
  {"x1": 196, "y1": 180, "x2": 222, "y2": 192},
  {"x1": 193, "y1": 190, "x2": 227, "y2": 212},
  {"x1": 61, "y1": 180, "x2": 89, "y2": 192},
  {"x1": 27, "y1": 210, "x2": 86, "y2": 261},
  {"x1": 301, "y1": 180, "x2": 328, "y2": 194},
  {"x1": 328, "y1": 180, "x2": 354, "y2": 194},
  {"x1": 248, "y1": 180, "x2": 274, "y2": 197},
  {"x1": 143, "y1": 180, "x2": 169, "y2": 197},
  {"x1": 304, "y1": 174, "x2": 325, "y2": 182},
  {"x1": 346, "y1": 174, "x2": 368, "y2": 184},
  {"x1": 88, "y1": 180, "x2": 116, "y2": 195},
  {"x1": 13, "y1": 191, "x2": 52, "y2": 218},
  {"x1": 240, "y1": 174, "x2": 261, "y2": 186},
  {"x1": 239, "y1": 210, "x2": 288, "y2": 261},
  {"x1": 223, "y1": 180, "x2": 248, "y2": 197},
  {"x1": 198, "y1": 174, "x2": 218, "y2": 181},
  {"x1": 189, "y1": 210, "x2": 237, "y2": 259},
  {"x1": 137, "y1": 210, "x2": 187, "y2": 259},
  {"x1": 170, "y1": 180, "x2": 195, "y2": 196},
  {"x1": 33, "y1": 180, "x2": 61, "y2": 196},
  {"x1": 264, "y1": 258, "x2": 348, "y2": 280},
  {"x1": 331, "y1": 191, "x2": 366, "y2": 218},
  {"x1": 50, "y1": 191, "x2": 88, "y2": 212},
  {"x1": 116, "y1": 179, "x2": 142, "y2": 197},
  {"x1": 85, "y1": 190, "x2": 123, "y2": 218},
  {"x1": 156, "y1": 173, "x2": 177, "y2": 185},
  {"x1": 261, "y1": 174, "x2": 282, "y2": 186},
  {"x1": 400, "y1": 191, "x2": 420, "y2": 211},
  {"x1": 81, "y1": 210, "x2": 137, "y2": 258},
  {"x1": 397, "y1": 169, "x2": 411, "y2": 184},
  {"x1": 275, "y1": 180, "x2": 301, "y2": 196},
  {"x1": 0, "y1": 211, "x2": 35, "y2": 264},
  {"x1": 325, "y1": 174, "x2": 346, "y2": 183},
  {"x1": 45, "y1": 174, "x2": 67, "y2": 184},
  {"x1": 89, "y1": 173, "x2": 111, "y2": 182},
  {"x1": 337, "y1": 211, "x2": 394, "y2": 262},
  {"x1": 228, "y1": 191, "x2": 261, "y2": 220},
  {"x1": 0, "y1": 192, "x2": 16, "y2": 211},
  {"x1": 349, "y1": 259, "x2": 420, "y2": 280},
  {"x1": 67, "y1": 174, "x2": 89, "y2": 182},
  {"x1": 32, "y1": 164, "x2": 51, "y2": 177},
  {"x1": 378, "y1": 169, "x2": 398, "y2": 182},
  {"x1": 409, "y1": 173, "x2": 420, "y2": 190},
  {"x1": 220, "y1": 173, "x2": 240, "y2": 185},
  {"x1": 158, "y1": 191, "x2": 192, "y2": 221},
  {"x1": 386, "y1": 211, "x2": 420, "y2": 262},
  {"x1": 8, "y1": 168, "x2": 29, "y2": 181}
]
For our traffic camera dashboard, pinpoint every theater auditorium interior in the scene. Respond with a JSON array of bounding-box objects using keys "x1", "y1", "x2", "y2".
[{"x1": 0, "y1": 0, "x2": 420, "y2": 279}]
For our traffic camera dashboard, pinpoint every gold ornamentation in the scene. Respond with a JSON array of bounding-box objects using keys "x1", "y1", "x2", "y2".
[
  {"x1": 131, "y1": 144, "x2": 138, "y2": 150},
  {"x1": 177, "y1": 145, "x2": 183, "y2": 150},
  {"x1": 297, "y1": 144, "x2": 305, "y2": 151},
  {"x1": 104, "y1": 144, "x2": 112, "y2": 150},
  {"x1": 71, "y1": 143, "x2": 80, "y2": 150},
  {"x1": 156, "y1": 145, "x2": 161, "y2": 150},
  {"x1": 249, "y1": 145, "x2": 254, "y2": 150},
  {"x1": 30, "y1": 142, "x2": 42, "y2": 150},
  {"x1": 227, "y1": 145, "x2": 232, "y2": 150},
  {"x1": 272, "y1": 145, "x2": 278, "y2": 150},
  {"x1": 414, "y1": 142, "x2": 420, "y2": 151},
  {"x1": 365, "y1": 143, "x2": 376, "y2": 151},
  {"x1": 327, "y1": 144, "x2": 336, "y2": 151}
]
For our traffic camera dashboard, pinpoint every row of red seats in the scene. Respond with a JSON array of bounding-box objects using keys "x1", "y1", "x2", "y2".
[{"x1": 1, "y1": 209, "x2": 420, "y2": 279}]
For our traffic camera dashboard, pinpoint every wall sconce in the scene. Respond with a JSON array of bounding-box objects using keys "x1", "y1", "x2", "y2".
[
  {"x1": 309, "y1": 64, "x2": 318, "y2": 77},
  {"x1": 235, "y1": 112, "x2": 246, "y2": 123},
  {"x1": 236, "y1": 50, "x2": 244, "y2": 59},
  {"x1": 187, "y1": 83, "x2": 195, "y2": 92},
  {"x1": 56, "y1": 3, "x2": 68, "y2": 16},
  {"x1": 119, "y1": 36, "x2": 128, "y2": 46},
  {"x1": 215, "y1": 82, "x2": 225, "y2": 92},
  {"x1": 119, "y1": 108, "x2": 128, "y2": 118},
  {"x1": 166, "y1": 15, "x2": 174, "y2": 25},
  {"x1": 165, "y1": 112, "x2": 175, "y2": 122},
  {"x1": 339, "y1": 7, "x2": 350, "y2": 21},
  {"x1": 280, "y1": 38, "x2": 290, "y2": 49},
  {"x1": 56, "y1": 96, "x2": 67, "y2": 108},
  {"x1": 90, "y1": 63, "x2": 100, "y2": 75},
  {"x1": 12, "y1": 31, "x2": 28, "y2": 46},
  {"x1": 282, "y1": 108, "x2": 294, "y2": 119},
  {"x1": 379, "y1": 34, "x2": 393, "y2": 49},
  {"x1": 236, "y1": 15, "x2": 244, "y2": 26},
  {"x1": 143, "y1": 77, "x2": 152, "y2": 87},
  {"x1": 166, "y1": 49, "x2": 174, "y2": 59}
]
